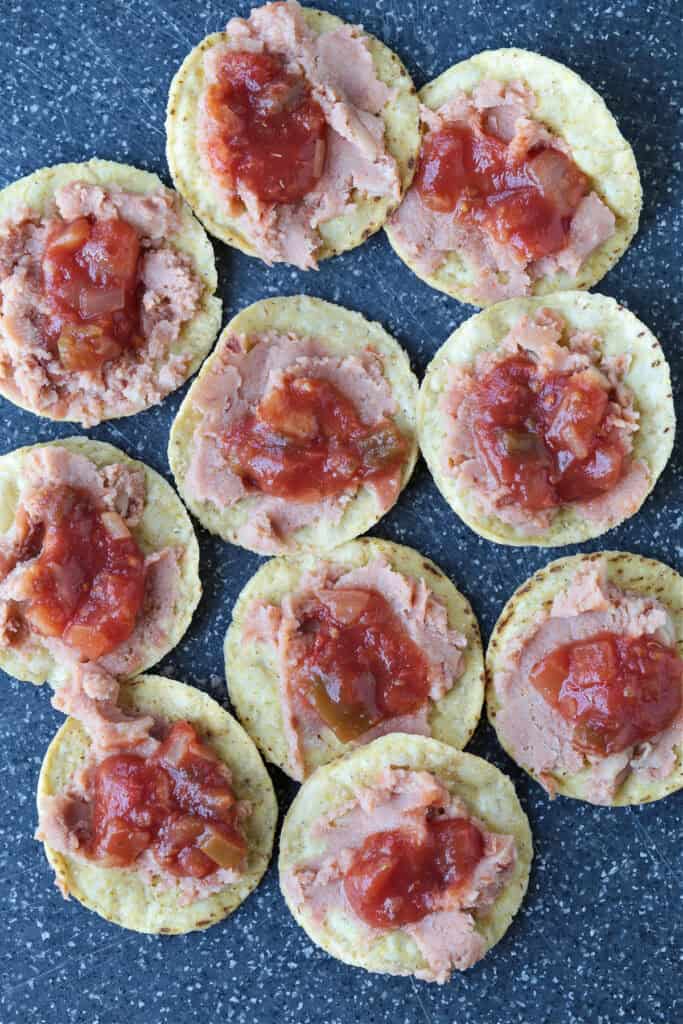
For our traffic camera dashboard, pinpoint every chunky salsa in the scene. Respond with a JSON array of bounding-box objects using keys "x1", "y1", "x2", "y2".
[
  {"x1": 205, "y1": 50, "x2": 327, "y2": 205},
  {"x1": 530, "y1": 630, "x2": 683, "y2": 755},
  {"x1": 89, "y1": 720, "x2": 246, "y2": 878}
]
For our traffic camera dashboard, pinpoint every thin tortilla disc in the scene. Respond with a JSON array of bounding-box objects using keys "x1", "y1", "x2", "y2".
[
  {"x1": 486, "y1": 551, "x2": 683, "y2": 805},
  {"x1": 0, "y1": 437, "x2": 201, "y2": 686},
  {"x1": 225, "y1": 537, "x2": 485, "y2": 778},
  {"x1": 418, "y1": 291, "x2": 675, "y2": 546},
  {"x1": 37, "y1": 674, "x2": 278, "y2": 934}
]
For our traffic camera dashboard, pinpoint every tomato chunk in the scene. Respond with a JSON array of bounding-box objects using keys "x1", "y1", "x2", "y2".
[
  {"x1": 472, "y1": 355, "x2": 625, "y2": 510},
  {"x1": 529, "y1": 631, "x2": 683, "y2": 755},
  {"x1": 415, "y1": 122, "x2": 589, "y2": 261},
  {"x1": 89, "y1": 721, "x2": 246, "y2": 877},
  {"x1": 42, "y1": 215, "x2": 143, "y2": 370},
  {"x1": 205, "y1": 50, "x2": 327, "y2": 204},
  {"x1": 221, "y1": 375, "x2": 408, "y2": 505},
  {"x1": 292, "y1": 588, "x2": 430, "y2": 741},
  {"x1": 12, "y1": 486, "x2": 146, "y2": 660},
  {"x1": 344, "y1": 818, "x2": 485, "y2": 928}
]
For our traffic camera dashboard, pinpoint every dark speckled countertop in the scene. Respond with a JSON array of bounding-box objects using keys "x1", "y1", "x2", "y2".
[{"x1": 0, "y1": 2, "x2": 681, "y2": 1022}]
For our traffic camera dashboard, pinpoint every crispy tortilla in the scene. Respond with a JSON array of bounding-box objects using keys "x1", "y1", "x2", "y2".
[
  {"x1": 0, "y1": 437, "x2": 201, "y2": 685},
  {"x1": 418, "y1": 291, "x2": 674, "y2": 546},
  {"x1": 169, "y1": 295, "x2": 419, "y2": 553},
  {"x1": 0, "y1": 158, "x2": 221, "y2": 422},
  {"x1": 225, "y1": 538, "x2": 485, "y2": 778},
  {"x1": 279, "y1": 733, "x2": 532, "y2": 977},
  {"x1": 165, "y1": 6, "x2": 420, "y2": 263},
  {"x1": 486, "y1": 551, "x2": 683, "y2": 805},
  {"x1": 385, "y1": 48, "x2": 641, "y2": 305},
  {"x1": 37, "y1": 674, "x2": 277, "y2": 933}
]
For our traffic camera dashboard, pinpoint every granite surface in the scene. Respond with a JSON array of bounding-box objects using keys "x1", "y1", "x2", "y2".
[{"x1": 0, "y1": 1, "x2": 682, "y2": 1022}]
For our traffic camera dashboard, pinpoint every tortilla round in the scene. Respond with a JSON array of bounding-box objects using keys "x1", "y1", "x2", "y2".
[
  {"x1": 385, "y1": 48, "x2": 642, "y2": 306},
  {"x1": 166, "y1": 7, "x2": 420, "y2": 263},
  {"x1": 0, "y1": 158, "x2": 221, "y2": 423},
  {"x1": 225, "y1": 538, "x2": 485, "y2": 778},
  {"x1": 486, "y1": 551, "x2": 683, "y2": 805},
  {"x1": 0, "y1": 437, "x2": 201, "y2": 686},
  {"x1": 418, "y1": 291, "x2": 675, "y2": 546},
  {"x1": 169, "y1": 295, "x2": 419, "y2": 553},
  {"x1": 279, "y1": 733, "x2": 532, "y2": 978},
  {"x1": 37, "y1": 674, "x2": 277, "y2": 933}
]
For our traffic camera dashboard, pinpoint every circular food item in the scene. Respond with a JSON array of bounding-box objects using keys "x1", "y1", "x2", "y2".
[
  {"x1": 37, "y1": 674, "x2": 277, "y2": 933},
  {"x1": 166, "y1": 3, "x2": 420, "y2": 267},
  {"x1": 225, "y1": 538, "x2": 485, "y2": 778},
  {"x1": 279, "y1": 733, "x2": 532, "y2": 979},
  {"x1": 487, "y1": 552, "x2": 683, "y2": 805},
  {"x1": 419, "y1": 292, "x2": 674, "y2": 546},
  {"x1": 0, "y1": 437, "x2": 201, "y2": 685},
  {"x1": 0, "y1": 158, "x2": 221, "y2": 424},
  {"x1": 168, "y1": 295, "x2": 419, "y2": 554},
  {"x1": 385, "y1": 48, "x2": 641, "y2": 306}
]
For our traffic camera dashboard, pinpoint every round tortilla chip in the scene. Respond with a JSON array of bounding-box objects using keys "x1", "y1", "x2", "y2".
[
  {"x1": 37, "y1": 674, "x2": 278, "y2": 934},
  {"x1": 385, "y1": 48, "x2": 642, "y2": 305},
  {"x1": 418, "y1": 291, "x2": 675, "y2": 546},
  {"x1": 279, "y1": 733, "x2": 532, "y2": 978},
  {"x1": 0, "y1": 437, "x2": 201, "y2": 686},
  {"x1": 486, "y1": 551, "x2": 683, "y2": 805},
  {"x1": 168, "y1": 295, "x2": 419, "y2": 554},
  {"x1": 225, "y1": 538, "x2": 485, "y2": 778},
  {"x1": 165, "y1": 7, "x2": 420, "y2": 264},
  {"x1": 0, "y1": 158, "x2": 221, "y2": 423}
]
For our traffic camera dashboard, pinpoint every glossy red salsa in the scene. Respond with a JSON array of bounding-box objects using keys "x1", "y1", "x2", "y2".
[
  {"x1": 416, "y1": 122, "x2": 589, "y2": 261},
  {"x1": 10, "y1": 485, "x2": 146, "y2": 660},
  {"x1": 42, "y1": 214, "x2": 143, "y2": 371},
  {"x1": 222, "y1": 375, "x2": 408, "y2": 505},
  {"x1": 472, "y1": 355, "x2": 625, "y2": 510},
  {"x1": 205, "y1": 50, "x2": 327, "y2": 204},
  {"x1": 293, "y1": 588, "x2": 430, "y2": 742},
  {"x1": 530, "y1": 631, "x2": 683, "y2": 755},
  {"x1": 89, "y1": 721, "x2": 246, "y2": 877},
  {"x1": 344, "y1": 817, "x2": 485, "y2": 928}
]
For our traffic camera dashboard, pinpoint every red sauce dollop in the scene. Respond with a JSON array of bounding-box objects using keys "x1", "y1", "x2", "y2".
[
  {"x1": 530, "y1": 631, "x2": 683, "y2": 755},
  {"x1": 90, "y1": 721, "x2": 246, "y2": 877},
  {"x1": 205, "y1": 50, "x2": 327, "y2": 204},
  {"x1": 42, "y1": 214, "x2": 143, "y2": 371},
  {"x1": 472, "y1": 354, "x2": 625, "y2": 510},
  {"x1": 344, "y1": 818, "x2": 485, "y2": 928},
  {"x1": 293, "y1": 588, "x2": 430, "y2": 741},
  {"x1": 221, "y1": 375, "x2": 408, "y2": 505},
  {"x1": 416, "y1": 122, "x2": 589, "y2": 261},
  {"x1": 16, "y1": 485, "x2": 146, "y2": 661}
]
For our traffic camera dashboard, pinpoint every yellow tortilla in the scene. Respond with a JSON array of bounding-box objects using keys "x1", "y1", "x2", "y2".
[
  {"x1": 486, "y1": 551, "x2": 683, "y2": 805},
  {"x1": 418, "y1": 291, "x2": 675, "y2": 546},
  {"x1": 37, "y1": 674, "x2": 277, "y2": 934},
  {"x1": 0, "y1": 437, "x2": 201, "y2": 686},
  {"x1": 385, "y1": 48, "x2": 642, "y2": 305},
  {"x1": 169, "y1": 295, "x2": 419, "y2": 554},
  {"x1": 279, "y1": 733, "x2": 532, "y2": 978},
  {"x1": 0, "y1": 158, "x2": 221, "y2": 423},
  {"x1": 225, "y1": 538, "x2": 485, "y2": 778},
  {"x1": 165, "y1": 6, "x2": 420, "y2": 263}
]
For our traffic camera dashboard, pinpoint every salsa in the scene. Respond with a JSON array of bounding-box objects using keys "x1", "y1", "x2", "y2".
[
  {"x1": 416, "y1": 121, "x2": 589, "y2": 261},
  {"x1": 205, "y1": 50, "x2": 327, "y2": 204},
  {"x1": 221, "y1": 375, "x2": 408, "y2": 505},
  {"x1": 472, "y1": 355, "x2": 624, "y2": 510},
  {"x1": 42, "y1": 214, "x2": 143, "y2": 371},
  {"x1": 344, "y1": 817, "x2": 485, "y2": 928},
  {"x1": 10, "y1": 485, "x2": 146, "y2": 661},
  {"x1": 529, "y1": 630, "x2": 683, "y2": 755},
  {"x1": 89, "y1": 721, "x2": 246, "y2": 878},
  {"x1": 292, "y1": 587, "x2": 430, "y2": 741}
]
